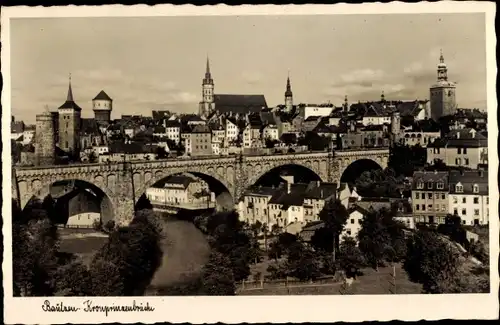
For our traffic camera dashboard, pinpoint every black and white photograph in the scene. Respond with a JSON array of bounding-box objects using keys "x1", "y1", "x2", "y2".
[{"x1": 2, "y1": 2, "x2": 498, "y2": 324}]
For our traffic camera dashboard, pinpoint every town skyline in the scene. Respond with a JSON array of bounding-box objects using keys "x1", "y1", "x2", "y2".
[{"x1": 11, "y1": 13, "x2": 486, "y2": 123}]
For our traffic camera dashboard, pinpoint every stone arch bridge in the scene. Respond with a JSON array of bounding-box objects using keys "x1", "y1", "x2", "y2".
[{"x1": 12, "y1": 149, "x2": 389, "y2": 225}]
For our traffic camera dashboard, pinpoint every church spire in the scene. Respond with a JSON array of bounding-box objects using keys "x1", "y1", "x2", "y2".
[
  {"x1": 203, "y1": 56, "x2": 213, "y2": 85},
  {"x1": 439, "y1": 49, "x2": 444, "y2": 64},
  {"x1": 67, "y1": 73, "x2": 74, "y2": 102},
  {"x1": 285, "y1": 71, "x2": 293, "y2": 97}
]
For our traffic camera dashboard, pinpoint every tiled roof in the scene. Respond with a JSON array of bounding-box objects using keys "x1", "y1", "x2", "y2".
[
  {"x1": 164, "y1": 120, "x2": 181, "y2": 128},
  {"x1": 304, "y1": 182, "x2": 337, "y2": 199},
  {"x1": 412, "y1": 171, "x2": 449, "y2": 191},
  {"x1": 163, "y1": 175, "x2": 195, "y2": 189},
  {"x1": 153, "y1": 126, "x2": 166, "y2": 133},
  {"x1": 243, "y1": 185, "x2": 279, "y2": 197},
  {"x1": 449, "y1": 170, "x2": 488, "y2": 195},
  {"x1": 93, "y1": 90, "x2": 112, "y2": 101},
  {"x1": 260, "y1": 111, "x2": 276, "y2": 125},
  {"x1": 58, "y1": 100, "x2": 83, "y2": 111},
  {"x1": 191, "y1": 124, "x2": 211, "y2": 133},
  {"x1": 214, "y1": 94, "x2": 268, "y2": 114}
]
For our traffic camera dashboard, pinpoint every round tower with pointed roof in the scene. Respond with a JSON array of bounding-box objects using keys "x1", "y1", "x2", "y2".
[
  {"x1": 93, "y1": 90, "x2": 113, "y2": 125},
  {"x1": 35, "y1": 108, "x2": 56, "y2": 166},
  {"x1": 58, "y1": 74, "x2": 82, "y2": 157}
]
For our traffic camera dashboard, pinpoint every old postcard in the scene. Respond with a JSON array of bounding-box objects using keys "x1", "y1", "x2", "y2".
[{"x1": 2, "y1": 2, "x2": 498, "y2": 324}]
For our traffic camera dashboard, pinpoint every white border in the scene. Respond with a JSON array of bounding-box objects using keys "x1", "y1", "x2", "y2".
[{"x1": 2, "y1": 2, "x2": 498, "y2": 324}]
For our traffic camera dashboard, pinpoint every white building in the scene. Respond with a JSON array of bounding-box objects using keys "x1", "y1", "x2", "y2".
[
  {"x1": 448, "y1": 170, "x2": 489, "y2": 225},
  {"x1": 146, "y1": 174, "x2": 215, "y2": 210},
  {"x1": 262, "y1": 124, "x2": 279, "y2": 141},
  {"x1": 298, "y1": 104, "x2": 334, "y2": 120},
  {"x1": 163, "y1": 120, "x2": 181, "y2": 144}
]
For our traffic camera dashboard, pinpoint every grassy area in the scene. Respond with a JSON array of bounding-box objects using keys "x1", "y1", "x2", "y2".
[{"x1": 239, "y1": 263, "x2": 422, "y2": 295}]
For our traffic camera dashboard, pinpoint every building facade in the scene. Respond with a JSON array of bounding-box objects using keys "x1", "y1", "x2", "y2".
[
  {"x1": 448, "y1": 170, "x2": 489, "y2": 225},
  {"x1": 411, "y1": 171, "x2": 450, "y2": 224}
]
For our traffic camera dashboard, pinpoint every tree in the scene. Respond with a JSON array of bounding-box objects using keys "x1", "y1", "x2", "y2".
[
  {"x1": 201, "y1": 252, "x2": 236, "y2": 295},
  {"x1": 285, "y1": 242, "x2": 321, "y2": 281},
  {"x1": 337, "y1": 236, "x2": 365, "y2": 277},
  {"x1": 318, "y1": 199, "x2": 349, "y2": 261},
  {"x1": 155, "y1": 146, "x2": 168, "y2": 159},
  {"x1": 54, "y1": 261, "x2": 92, "y2": 296},
  {"x1": 88, "y1": 151, "x2": 98, "y2": 163},
  {"x1": 310, "y1": 227, "x2": 334, "y2": 253},
  {"x1": 388, "y1": 144, "x2": 427, "y2": 177},
  {"x1": 267, "y1": 232, "x2": 298, "y2": 260},
  {"x1": 298, "y1": 131, "x2": 329, "y2": 151},
  {"x1": 358, "y1": 209, "x2": 392, "y2": 270},
  {"x1": 265, "y1": 138, "x2": 279, "y2": 149},
  {"x1": 403, "y1": 230, "x2": 460, "y2": 293}
]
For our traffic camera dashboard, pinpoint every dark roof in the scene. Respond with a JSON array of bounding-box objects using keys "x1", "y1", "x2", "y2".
[
  {"x1": 449, "y1": 170, "x2": 488, "y2": 195},
  {"x1": 260, "y1": 111, "x2": 276, "y2": 125},
  {"x1": 191, "y1": 124, "x2": 211, "y2": 133},
  {"x1": 362, "y1": 124, "x2": 385, "y2": 132},
  {"x1": 304, "y1": 182, "x2": 337, "y2": 200},
  {"x1": 163, "y1": 175, "x2": 195, "y2": 189},
  {"x1": 109, "y1": 141, "x2": 153, "y2": 154},
  {"x1": 243, "y1": 186, "x2": 279, "y2": 197},
  {"x1": 412, "y1": 171, "x2": 449, "y2": 191},
  {"x1": 93, "y1": 90, "x2": 112, "y2": 101},
  {"x1": 214, "y1": 94, "x2": 268, "y2": 114},
  {"x1": 58, "y1": 100, "x2": 83, "y2": 111},
  {"x1": 11, "y1": 121, "x2": 25, "y2": 133},
  {"x1": 164, "y1": 120, "x2": 181, "y2": 128},
  {"x1": 153, "y1": 126, "x2": 166, "y2": 133},
  {"x1": 80, "y1": 118, "x2": 101, "y2": 135}
]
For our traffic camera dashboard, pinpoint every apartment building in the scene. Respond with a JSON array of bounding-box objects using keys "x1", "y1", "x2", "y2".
[
  {"x1": 427, "y1": 128, "x2": 488, "y2": 168},
  {"x1": 448, "y1": 170, "x2": 489, "y2": 225},
  {"x1": 411, "y1": 171, "x2": 450, "y2": 224}
]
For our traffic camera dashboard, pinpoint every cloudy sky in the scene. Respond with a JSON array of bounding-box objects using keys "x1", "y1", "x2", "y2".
[{"x1": 10, "y1": 13, "x2": 486, "y2": 123}]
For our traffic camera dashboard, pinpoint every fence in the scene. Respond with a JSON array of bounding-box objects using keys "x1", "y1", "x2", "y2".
[{"x1": 237, "y1": 274, "x2": 344, "y2": 292}]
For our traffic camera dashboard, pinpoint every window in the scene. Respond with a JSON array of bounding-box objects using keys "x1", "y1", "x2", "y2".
[
  {"x1": 441, "y1": 204, "x2": 446, "y2": 212},
  {"x1": 456, "y1": 185, "x2": 463, "y2": 193},
  {"x1": 416, "y1": 204, "x2": 420, "y2": 210},
  {"x1": 474, "y1": 197, "x2": 479, "y2": 204},
  {"x1": 415, "y1": 192, "x2": 420, "y2": 199},
  {"x1": 441, "y1": 193, "x2": 446, "y2": 200},
  {"x1": 462, "y1": 209, "x2": 466, "y2": 216},
  {"x1": 457, "y1": 148, "x2": 462, "y2": 154},
  {"x1": 456, "y1": 158, "x2": 462, "y2": 165},
  {"x1": 464, "y1": 158, "x2": 469, "y2": 165},
  {"x1": 346, "y1": 230, "x2": 352, "y2": 235},
  {"x1": 463, "y1": 148, "x2": 467, "y2": 154},
  {"x1": 474, "y1": 209, "x2": 480, "y2": 216},
  {"x1": 350, "y1": 219, "x2": 355, "y2": 224},
  {"x1": 428, "y1": 205, "x2": 432, "y2": 210},
  {"x1": 462, "y1": 197, "x2": 466, "y2": 204},
  {"x1": 437, "y1": 182, "x2": 444, "y2": 189},
  {"x1": 417, "y1": 181, "x2": 424, "y2": 189},
  {"x1": 486, "y1": 197, "x2": 489, "y2": 204},
  {"x1": 473, "y1": 184, "x2": 479, "y2": 193},
  {"x1": 428, "y1": 193, "x2": 433, "y2": 199},
  {"x1": 453, "y1": 196, "x2": 458, "y2": 204},
  {"x1": 453, "y1": 208, "x2": 458, "y2": 215},
  {"x1": 422, "y1": 205, "x2": 426, "y2": 211},
  {"x1": 427, "y1": 182, "x2": 433, "y2": 189}
]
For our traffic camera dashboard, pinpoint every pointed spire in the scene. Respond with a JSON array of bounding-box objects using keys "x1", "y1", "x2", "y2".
[
  {"x1": 285, "y1": 71, "x2": 293, "y2": 97},
  {"x1": 206, "y1": 56, "x2": 211, "y2": 75},
  {"x1": 381, "y1": 90, "x2": 385, "y2": 102},
  {"x1": 439, "y1": 49, "x2": 444, "y2": 64},
  {"x1": 67, "y1": 73, "x2": 74, "y2": 102}
]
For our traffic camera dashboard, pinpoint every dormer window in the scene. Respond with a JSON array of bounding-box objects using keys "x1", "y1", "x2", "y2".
[
  {"x1": 473, "y1": 184, "x2": 479, "y2": 193},
  {"x1": 427, "y1": 182, "x2": 433, "y2": 189},
  {"x1": 417, "y1": 181, "x2": 424, "y2": 189},
  {"x1": 456, "y1": 185, "x2": 463, "y2": 193},
  {"x1": 437, "y1": 182, "x2": 444, "y2": 190}
]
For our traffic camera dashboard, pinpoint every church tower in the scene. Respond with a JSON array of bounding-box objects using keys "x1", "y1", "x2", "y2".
[
  {"x1": 199, "y1": 57, "x2": 215, "y2": 117},
  {"x1": 284, "y1": 73, "x2": 293, "y2": 112},
  {"x1": 429, "y1": 50, "x2": 457, "y2": 121},
  {"x1": 58, "y1": 74, "x2": 82, "y2": 158}
]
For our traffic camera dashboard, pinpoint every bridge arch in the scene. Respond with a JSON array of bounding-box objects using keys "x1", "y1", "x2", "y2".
[
  {"x1": 21, "y1": 178, "x2": 115, "y2": 225},
  {"x1": 340, "y1": 158, "x2": 384, "y2": 184},
  {"x1": 249, "y1": 163, "x2": 324, "y2": 188},
  {"x1": 135, "y1": 171, "x2": 235, "y2": 211}
]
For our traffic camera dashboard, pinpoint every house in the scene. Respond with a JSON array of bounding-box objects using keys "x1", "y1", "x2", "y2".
[
  {"x1": 146, "y1": 174, "x2": 215, "y2": 211},
  {"x1": 225, "y1": 117, "x2": 240, "y2": 144},
  {"x1": 243, "y1": 116, "x2": 263, "y2": 149},
  {"x1": 360, "y1": 102, "x2": 392, "y2": 126},
  {"x1": 163, "y1": 120, "x2": 181, "y2": 144},
  {"x1": 448, "y1": 170, "x2": 489, "y2": 225},
  {"x1": 396, "y1": 100, "x2": 429, "y2": 121},
  {"x1": 100, "y1": 141, "x2": 156, "y2": 163},
  {"x1": 427, "y1": 128, "x2": 488, "y2": 168},
  {"x1": 262, "y1": 124, "x2": 279, "y2": 142},
  {"x1": 185, "y1": 124, "x2": 212, "y2": 156},
  {"x1": 298, "y1": 103, "x2": 335, "y2": 120},
  {"x1": 411, "y1": 171, "x2": 450, "y2": 225}
]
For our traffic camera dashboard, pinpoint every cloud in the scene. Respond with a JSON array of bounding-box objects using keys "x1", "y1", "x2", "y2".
[
  {"x1": 333, "y1": 69, "x2": 386, "y2": 86},
  {"x1": 241, "y1": 70, "x2": 264, "y2": 85}
]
